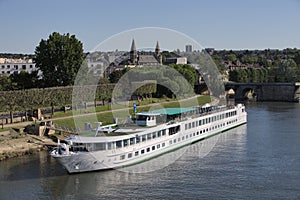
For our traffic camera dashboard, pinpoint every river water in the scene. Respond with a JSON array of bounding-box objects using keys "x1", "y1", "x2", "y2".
[{"x1": 0, "y1": 102, "x2": 300, "y2": 199}]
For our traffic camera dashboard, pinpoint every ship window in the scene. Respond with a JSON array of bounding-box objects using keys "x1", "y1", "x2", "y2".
[
  {"x1": 120, "y1": 155, "x2": 125, "y2": 160},
  {"x1": 152, "y1": 132, "x2": 156, "y2": 139},
  {"x1": 94, "y1": 142, "x2": 106, "y2": 151},
  {"x1": 141, "y1": 149, "x2": 145, "y2": 154},
  {"x1": 186, "y1": 135, "x2": 188, "y2": 139},
  {"x1": 199, "y1": 120, "x2": 202, "y2": 126},
  {"x1": 200, "y1": 130, "x2": 202, "y2": 134},
  {"x1": 107, "y1": 142, "x2": 112, "y2": 150},
  {"x1": 196, "y1": 121, "x2": 198, "y2": 127},
  {"x1": 135, "y1": 151, "x2": 139, "y2": 156},
  {"x1": 185, "y1": 124, "x2": 188, "y2": 130},
  {"x1": 178, "y1": 138, "x2": 181, "y2": 142},
  {"x1": 188, "y1": 123, "x2": 191, "y2": 129},
  {"x1": 162, "y1": 143, "x2": 165, "y2": 147},
  {"x1": 152, "y1": 146, "x2": 155, "y2": 151},
  {"x1": 197, "y1": 131, "x2": 199, "y2": 135},
  {"x1": 123, "y1": 139, "x2": 128, "y2": 147},
  {"x1": 142, "y1": 135, "x2": 146, "y2": 142},
  {"x1": 116, "y1": 141, "x2": 122, "y2": 148},
  {"x1": 162, "y1": 129, "x2": 166, "y2": 136},
  {"x1": 130, "y1": 138, "x2": 135, "y2": 145},
  {"x1": 157, "y1": 131, "x2": 161, "y2": 137},
  {"x1": 136, "y1": 136, "x2": 140, "y2": 143},
  {"x1": 137, "y1": 115, "x2": 147, "y2": 120},
  {"x1": 169, "y1": 125, "x2": 180, "y2": 135},
  {"x1": 206, "y1": 128, "x2": 208, "y2": 132},
  {"x1": 169, "y1": 140, "x2": 172, "y2": 145},
  {"x1": 190, "y1": 133, "x2": 192, "y2": 137},
  {"x1": 192, "y1": 122, "x2": 195, "y2": 128},
  {"x1": 147, "y1": 133, "x2": 152, "y2": 140},
  {"x1": 147, "y1": 147, "x2": 150, "y2": 152},
  {"x1": 182, "y1": 136, "x2": 184, "y2": 140},
  {"x1": 157, "y1": 144, "x2": 160, "y2": 149},
  {"x1": 128, "y1": 153, "x2": 132, "y2": 158},
  {"x1": 173, "y1": 139, "x2": 176, "y2": 143},
  {"x1": 193, "y1": 132, "x2": 195, "y2": 136}
]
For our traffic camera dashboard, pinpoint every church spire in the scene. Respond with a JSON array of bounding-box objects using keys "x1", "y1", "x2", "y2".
[
  {"x1": 155, "y1": 41, "x2": 162, "y2": 65},
  {"x1": 155, "y1": 41, "x2": 160, "y2": 55},
  {"x1": 131, "y1": 39, "x2": 136, "y2": 52},
  {"x1": 130, "y1": 39, "x2": 138, "y2": 64}
]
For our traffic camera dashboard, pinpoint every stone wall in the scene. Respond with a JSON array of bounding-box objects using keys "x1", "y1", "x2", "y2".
[{"x1": 226, "y1": 82, "x2": 299, "y2": 102}]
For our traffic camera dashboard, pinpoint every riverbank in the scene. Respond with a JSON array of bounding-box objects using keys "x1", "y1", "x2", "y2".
[{"x1": 0, "y1": 130, "x2": 56, "y2": 161}]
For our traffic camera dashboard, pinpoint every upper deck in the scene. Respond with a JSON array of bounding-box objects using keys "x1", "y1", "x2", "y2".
[{"x1": 70, "y1": 104, "x2": 242, "y2": 142}]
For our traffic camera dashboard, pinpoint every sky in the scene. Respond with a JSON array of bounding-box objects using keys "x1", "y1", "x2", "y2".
[{"x1": 0, "y1": 0, "x2": 300, "y2": 53}]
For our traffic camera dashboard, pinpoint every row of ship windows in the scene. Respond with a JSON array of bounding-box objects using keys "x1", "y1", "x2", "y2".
[
  {"x1": 116, "y1": 129, "x2": 167, "y2": 149},
  {"x1": 185, "y1": 111, "x2": 237, "y2": 130},
  {"x1": 120, "y1": 142, "x2": 166, "y2": 160},
  {"x1": 119, "y1": 119, "x2": 238, "y2": 161},
  {"x1": 73, "y1": 130, "x2": 168, "y2": 152},
  {"x1": 172, "y1": 119, "x2": 238, "y2": 145},
  {"x1": 1, "y1": 65, "x2": 34, "y2": 69}
]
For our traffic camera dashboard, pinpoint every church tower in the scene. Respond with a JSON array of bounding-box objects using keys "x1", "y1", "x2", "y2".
[
  {"x1": 155, "y1": 41, "x2": 162, "y2": 64},
  {"x1": 155, "y1": 41, "x2": 160, "y2": 55},
  {"x1": 130, "y1": 39, "x2": 138, "y2": 64}
]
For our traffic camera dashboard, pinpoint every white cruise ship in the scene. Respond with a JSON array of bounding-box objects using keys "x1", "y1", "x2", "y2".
[{"x1": 51, "y1": 103, "x2": 247, "y2": 173}]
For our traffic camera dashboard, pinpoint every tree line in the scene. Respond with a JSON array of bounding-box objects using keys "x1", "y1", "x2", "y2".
[
  {"x1": 211, "y1": 48, "x2": 300, "y2": 83},
  {"x1": 228, "y1": 58, "x2": 300, "y2": 82}
]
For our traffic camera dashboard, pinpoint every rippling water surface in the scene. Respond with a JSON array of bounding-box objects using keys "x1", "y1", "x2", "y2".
[{"x1": 0, "y1": 102, "x2": 300, "y2": 199}]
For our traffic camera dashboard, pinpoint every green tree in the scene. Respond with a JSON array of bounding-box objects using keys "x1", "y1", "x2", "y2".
[
  {"x1": 274, "y1": 59, "x2": 298, "y2": 82},
  {"x1": 10, "y1": 70, "x2": 40, "y2": 89},
  {"x1": 227, "y1": 53, "x2": 237, "y2": 62},
  {"x1": 34, "y1": 32, "x2": 85, "y2": 87},
  {"x1": 0, "y1": 75, "x2": 15, "y2": 91},
  {"x1": 109, "y1": 70, "x2": 124, "y2": 83}
]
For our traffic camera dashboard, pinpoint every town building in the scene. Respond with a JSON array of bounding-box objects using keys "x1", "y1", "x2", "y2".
[
  {"x1": 129, "y1": 39, "x2": 162, "y2": 66},
  {"x1": 165, "y1": 57, "x2": 187, "y2": 65},
  {"x1": 105, "y1": 39, "x2": 163, "y2": 74},
  {"x1": 0, "y1": 58, "x2": 40, "y2": 75}
]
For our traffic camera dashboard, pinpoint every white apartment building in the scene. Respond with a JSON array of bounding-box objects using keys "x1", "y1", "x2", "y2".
[{"x1": 0, "y1": 58, "x2": 40, "y2": 75}]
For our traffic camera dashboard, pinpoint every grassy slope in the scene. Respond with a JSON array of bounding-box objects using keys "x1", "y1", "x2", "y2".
[{"x1": 53, "y1": 95, "x2": 211, "y2": 130}]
